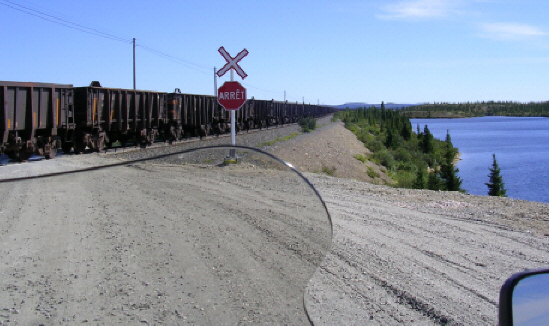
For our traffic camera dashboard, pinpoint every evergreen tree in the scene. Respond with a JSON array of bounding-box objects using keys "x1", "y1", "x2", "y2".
[
  {"x1": 427, "y1": 171, "x2": 442, "y2": 190},
  {"x1": 444, "y1": 130, "x2": 458, "y2": 159},
  {"x1": 421, "y1": 125, "x2": 434, "y2": 154},
  {"x1": 413, "y1": 165, "x2": 426, "y2": 189},
  {"x1": 384, "y1": 129, "x2": 395, "y2": 149},
  {"x1": 486, "y1": 153, "x2": 507, "y2": 196},
  {"x1": 416, "y1": 124, "x2": 423, "y2": 143},
  {"x1": 439, "y1": 131, "x2": 462, "y2": 191},
  {"x1": 400, "y1": 121, "x2": 411, "y2": 141}
]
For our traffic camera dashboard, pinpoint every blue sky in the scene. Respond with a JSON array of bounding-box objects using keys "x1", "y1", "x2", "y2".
[{"x1": 1, "y1": 0, "x2": 548, "y2": 105}]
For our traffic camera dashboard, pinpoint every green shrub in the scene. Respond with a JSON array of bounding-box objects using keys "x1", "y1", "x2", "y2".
[
  {"x1": 354, "y1": 154, "x2": 367, "y2": 163},
  {"x1": 394, "y1": 148, "x2": 412, "y2": 162},
  {"x1": 321, "y1": 165, "x2": 336, "y2": 176},
  {"x1": 358, "y1": 132, "x2": 374, "y2": 144},
  {"x1": 393, "y1": 171, "x2": 415, "y2": 188},
  {"x1": 382, "y1": 154, "x2": 396, "y2": 170},
  {"x1": 346, "y1": 123, "x2": 358, "y2": 134},
  {"x1": 372, "y1": 150, "x2": 395, "y2": 170},
  {"x1": 298, "y1": 117, "x2": 317, "y2": 133},
  {"x1": 366, "y1": 139, "x2": 385, "y2": 153},
  {"x1": 367, "y1": 166, "x2": 378, "y2": 179},
  {"x1": 367, "y1": 124, "x2": 380, "y2": 135}
]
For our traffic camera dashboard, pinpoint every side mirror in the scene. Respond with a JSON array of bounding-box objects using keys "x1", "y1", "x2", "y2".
[{"x1": 499, "y1": 268, "x2": 549, "y2": 325}]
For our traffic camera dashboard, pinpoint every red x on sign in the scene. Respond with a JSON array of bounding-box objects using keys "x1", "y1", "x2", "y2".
[{"x1": 217, "y1": 47, "x2": 248, "y2": 79}]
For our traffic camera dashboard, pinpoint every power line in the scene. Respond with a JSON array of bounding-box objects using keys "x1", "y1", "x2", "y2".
[
  {"x1": 284, "y1": 92, "x2": 304, "y2": 102},
  {"x1": 0, "y1": 0, "x2": 305, "y2": 100},
  {"x1": 0, "y1": 0, "x2": 132, "y2": 43},
  {"x1": 0, "y1": 0, "x2": 211, "y2": 75},
  {"x1": 241, "y1": 82, "x2": 281, "y2": 95},
  {"x1": 135, "y1": 43, "x2": 211, "y2": 75},
  {"x1": 136, "y1": 44, "x2": 210, "y2": 70}
]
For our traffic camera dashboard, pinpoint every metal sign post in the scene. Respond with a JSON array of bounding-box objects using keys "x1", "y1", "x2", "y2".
[{"x1": 230, "y1": 69, "x2": 236, "y2": 159}]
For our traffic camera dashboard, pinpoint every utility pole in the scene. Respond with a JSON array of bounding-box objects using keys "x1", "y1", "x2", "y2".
[
  {"x1": 214, "y1": 67, "x2": 217, "y2": 97},
  {"x1": 133, "y1": 38, "x2": 136, "y2": 90},
  {"x1": 284, "y1": 90, "x2": 286, "y2": 102}
]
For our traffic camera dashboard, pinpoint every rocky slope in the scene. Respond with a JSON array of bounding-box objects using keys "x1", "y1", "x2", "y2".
[{"x1": 266, "y1": 120, "x2": 393, "y2": 185}]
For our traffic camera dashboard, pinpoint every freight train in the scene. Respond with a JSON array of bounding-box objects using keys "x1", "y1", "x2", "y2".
[{"x1": 1, "y1": 81, "x2": 335, "y2": 161}]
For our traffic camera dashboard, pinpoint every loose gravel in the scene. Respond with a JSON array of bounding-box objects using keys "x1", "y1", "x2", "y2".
[{"x1": 1, "y1": 115, "x2": 549, "y2": 325}]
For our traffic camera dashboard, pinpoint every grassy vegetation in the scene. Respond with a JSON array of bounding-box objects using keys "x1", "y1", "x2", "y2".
[
  {"x1": 367, "y1": 166, "x2": 378, "y2": 179},
  {"x1": 298, "y1": 117, "x2": 317, "y2": 133},
  {"x1": 354, "y1": 154, "x2": 367, "y2": 163},
  {"x1": 257, "y1": 133, "x2": 300, "y2": 147},
  {"x1": 334, "y1": 107, "x2": 462, "y2": 191},
  {"x1": 321, "y1": 165, "x2": 337, "y2": 176}
]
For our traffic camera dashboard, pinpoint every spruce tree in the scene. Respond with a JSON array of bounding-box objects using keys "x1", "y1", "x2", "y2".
[
  {"x1": 486, "y1": 153, "x2": 507, "y2": 196},
  {"x1": 421, "y1": 125, "x2": 434, "y2": 154},
  {"x1": 413, "y1": 165, "x2": 426, "y2": 189},
  {"x1": 439, "y1": 131, "x2": 462, "y2": 191},
  {"x1": 427, "y1": 171, "x2": 442, "y2": 190},
  {"x1": 400, "y1": 121, "x2": 411, "y2": 141}
]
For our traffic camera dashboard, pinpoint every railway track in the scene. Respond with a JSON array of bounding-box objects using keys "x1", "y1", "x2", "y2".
[
  {"x1": 0, "y1": 121, "x2": 303, "y2": 166},
  {"x1": 102, "y1": 122, "x2": 297, "y2": 155}
]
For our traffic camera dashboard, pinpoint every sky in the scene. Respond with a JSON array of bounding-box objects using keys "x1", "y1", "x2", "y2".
[{"x1": 1, "y1": 0, "x2": 548, "y2": 106}]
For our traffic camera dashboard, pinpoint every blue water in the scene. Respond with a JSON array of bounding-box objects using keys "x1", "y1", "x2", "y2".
[{"x1": 410, "y1": 117, "x2": 549, "y2": 203}]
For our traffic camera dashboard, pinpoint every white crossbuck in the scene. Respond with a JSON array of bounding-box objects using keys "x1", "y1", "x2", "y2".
[{"x1": 217, "y1": 47, "x2": 248, "y2": 79}]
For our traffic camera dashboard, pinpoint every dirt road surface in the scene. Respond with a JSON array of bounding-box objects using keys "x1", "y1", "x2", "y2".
[
  {"x1": 2, "y1": 119, "x2": 549, "y2": 325},
  {"x1": 0, "y1": 151, "x2": 332, "y2": 325},
  {"x1": 305, "y1": 175, "x2": 549, "y2": 325}
]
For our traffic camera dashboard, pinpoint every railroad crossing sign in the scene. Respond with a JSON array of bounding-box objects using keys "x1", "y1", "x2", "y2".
[
  {"x1": 218, "y1": 81, "x2": 246, "y2": 110},
  {"x1": 217, "y1": 47, "x2": 248, "y2": 79}
]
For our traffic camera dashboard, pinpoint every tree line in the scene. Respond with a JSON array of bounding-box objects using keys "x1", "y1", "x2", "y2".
[
  {"x1": 335, "y1": 106, "x2": 509, "y2": 196},
  {"x1": 400, "y1": 101, "x2": 549, "y2": 118},
  {"x1": 334, "y1": 107, "x2": 462, "y2": 191}
]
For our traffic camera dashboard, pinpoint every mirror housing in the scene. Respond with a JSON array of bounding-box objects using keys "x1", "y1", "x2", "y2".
[{"x1": 500, "y1": 268, "x2": 549, "y2": 326}]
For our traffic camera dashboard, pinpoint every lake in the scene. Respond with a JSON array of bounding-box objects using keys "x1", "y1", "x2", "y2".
[{"x1": 410, "y1": 116, "x2": 549, "y2": 204}]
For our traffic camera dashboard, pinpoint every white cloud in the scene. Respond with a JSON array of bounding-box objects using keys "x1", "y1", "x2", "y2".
[
  {"x1": 378, "y1": 0, "x2": 458, "y2": 20},
  {"x1": 478, "y1": 22, "x2": 547, "y2": 41}
]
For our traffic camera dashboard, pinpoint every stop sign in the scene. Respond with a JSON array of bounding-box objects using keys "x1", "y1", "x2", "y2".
[{"x1": 217, "y1": 81, "x2": 246, "y2": 110}]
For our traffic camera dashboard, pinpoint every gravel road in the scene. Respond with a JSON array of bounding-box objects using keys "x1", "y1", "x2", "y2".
[
  {"x1": 0, "y1": 151, "x2": 332, "y2": 325},
  {"x1": 1, "y1": 117, "x2": 549, "y2": 325},
  {"x1": 305, "y1": 176, "x2": 549, "y2": 325}
]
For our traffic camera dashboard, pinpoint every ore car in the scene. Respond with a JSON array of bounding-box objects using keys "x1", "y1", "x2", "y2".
[{"x1": 1, "y1": 81, "x2": 74, "y2": 160}]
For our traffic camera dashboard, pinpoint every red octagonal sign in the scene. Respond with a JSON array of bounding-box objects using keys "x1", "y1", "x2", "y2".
[{"x1": 218, "y1": 81, "x2": 246, "y2": 110}]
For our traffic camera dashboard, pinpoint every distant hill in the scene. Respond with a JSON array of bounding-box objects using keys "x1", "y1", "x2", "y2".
[
  {"x1": 334, "y1": 102, "x2": 422, "y2": 110},
  {"x1": 400, "y1": 101, "x2": 549, "y2": 118}
]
